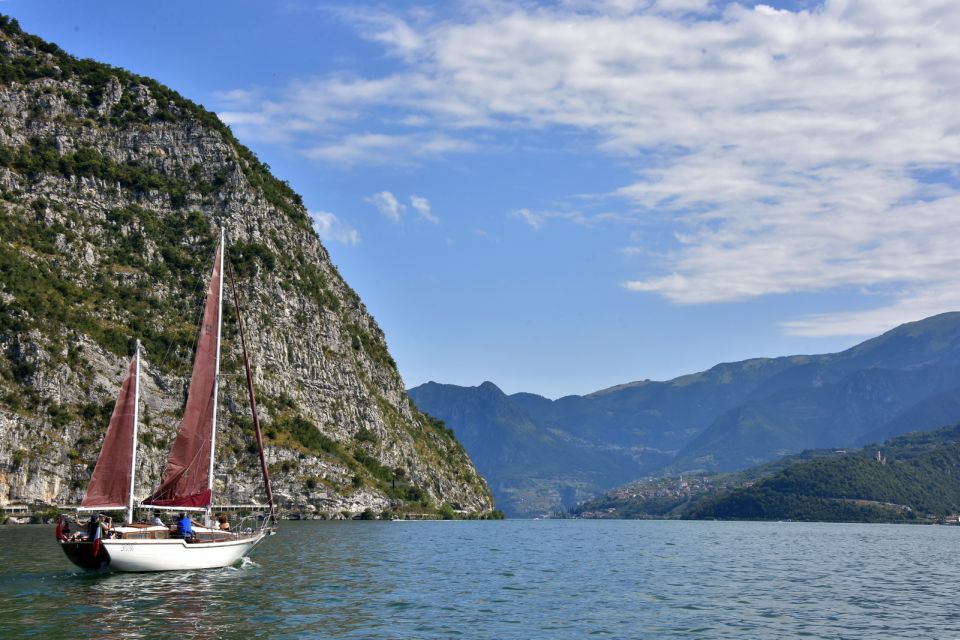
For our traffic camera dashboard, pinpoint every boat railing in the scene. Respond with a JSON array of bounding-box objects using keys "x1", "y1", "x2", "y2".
[
  {"x1": 121, "y1": 528, "x2": 170, "y2": 540},
  {"x1": 237, "y1": 512, "x2": 274, "y2": 535}
]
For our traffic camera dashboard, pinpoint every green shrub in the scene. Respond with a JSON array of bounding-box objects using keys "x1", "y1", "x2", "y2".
[{"x1": 353, "y1": 426, "x2": 378, "y2": 443}]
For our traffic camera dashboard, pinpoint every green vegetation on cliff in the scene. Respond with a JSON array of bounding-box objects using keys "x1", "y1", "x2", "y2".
[
  {"x1": 0, "y1": 15, "x2": 493, "y2": 516},
  {"x1": 0, "y1": 15, "x2": 308, "y2": 227}
]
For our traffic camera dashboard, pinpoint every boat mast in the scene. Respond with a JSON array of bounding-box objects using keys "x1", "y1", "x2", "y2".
[
  {"x1": 126, "y1": 339, "x2": 141, "y2": 524},
  {"x1": 227, "y1": 258, "x2": 276, "y2": 522},
  {"x1": 207, "y1": 228, "x2": 225, "y2": 522}
]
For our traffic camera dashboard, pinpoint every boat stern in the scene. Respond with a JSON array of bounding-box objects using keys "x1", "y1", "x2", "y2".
[{"x1": 59, "y1": 540, "x2": 111, "y2": 570}]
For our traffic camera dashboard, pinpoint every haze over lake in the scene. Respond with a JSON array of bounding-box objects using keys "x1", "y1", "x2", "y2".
[{"x1": 4, "y1": 520, "x2": 957, "y2": 639}]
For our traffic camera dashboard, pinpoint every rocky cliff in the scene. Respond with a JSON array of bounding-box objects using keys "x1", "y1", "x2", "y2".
[{"x1": 0, "y1": 17, "x2": 493, "y2": 518}]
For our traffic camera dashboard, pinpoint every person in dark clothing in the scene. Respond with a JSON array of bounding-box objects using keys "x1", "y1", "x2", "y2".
[
  {"x1": 177, "y1": 512, "x2": 194, "y2": 542},
  {"x1": 87, "y1": 514, "x2": 102, "y2": 540},
  {"x1": 87, "y1": 514, "x2": 107, "y2": 555}
]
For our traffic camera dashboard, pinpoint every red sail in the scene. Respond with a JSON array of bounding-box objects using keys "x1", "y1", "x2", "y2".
[
  {"x1": 144, "y1": 244, "x2": 221, "y2": 508},
  {"x1": 81, "y1": 354, "x2": 138, "y2": 510}
]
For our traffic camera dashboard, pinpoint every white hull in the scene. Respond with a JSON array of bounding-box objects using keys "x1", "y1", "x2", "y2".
[{"x1": 102, "y1": 531, "x2": 267, "y2": 572}]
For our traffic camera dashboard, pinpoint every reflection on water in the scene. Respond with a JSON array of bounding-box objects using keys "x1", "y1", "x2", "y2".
[
  {"x1": 2, "y1": 536, "x2": 252, "y2": 638},
  {"x1": 69, "y1": 568, "x2": 229, "y2": 639},
  {"x1": 3, "y1": 520, "x2": 960, "y2": 639}
]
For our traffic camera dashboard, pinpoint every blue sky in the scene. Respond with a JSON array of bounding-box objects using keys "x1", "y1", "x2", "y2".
[{"x1": 7, "y1": 1, "x2": 960, "y2": 398}]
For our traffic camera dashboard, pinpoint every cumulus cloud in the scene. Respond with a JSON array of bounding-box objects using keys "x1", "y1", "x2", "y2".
[
  {"x1": 221, "y1": 1, "x2": 960, "y2": 336},
  {"x1": 410, "y1": 195, "x2": 439, "y2": 223},
  {"x1": 366, "y1": 191, "x2": 406, "y2": 222},
  {"x1": 311, "y1": 210, "x2": 360, "y2": 246},
  {"x1": 365, "y1": 191, "x2": 442, "y2": 224}
]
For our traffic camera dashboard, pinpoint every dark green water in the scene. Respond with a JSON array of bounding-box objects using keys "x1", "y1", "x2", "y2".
[{"x1": 2, "y1": 519, "x2": 957, "y2": 638}]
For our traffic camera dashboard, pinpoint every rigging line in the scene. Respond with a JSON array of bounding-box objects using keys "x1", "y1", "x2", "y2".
[{"x1": 225, "y1": 250, "x2": 275, "y2": 520}]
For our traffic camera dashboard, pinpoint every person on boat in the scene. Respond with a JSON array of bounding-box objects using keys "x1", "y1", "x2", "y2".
[
  {"x1": 151, "y1": 511, "x2": 164, "y2": 526},
  {"x1": 56, "y1": 516, "x2": 71, "y2": 541},
  {"x1": 217, "y1": 514, "x2": 230, "y2": 531},
  {"x1": 87, "y1": 514, "x2": 107, "y2": 554},
  {"x1": 177, "y1": 512, "x2": 194, "y2": 542},
  {"x1": 86, "y1": 514, "x2": 100, "y2": 539}
]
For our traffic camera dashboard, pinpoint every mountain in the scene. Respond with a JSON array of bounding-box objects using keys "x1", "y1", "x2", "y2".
[
  {"x1": 857, "y1": 387, "x2": 960, "y2": 446},
  {"x1": 670, "y1": 365, "x2": 960, "y2": 472},
  {"x1": 687, "y1": 424, "x2": 960, "y2": 521},
  {"x1": 574, "y1": 423, "x2": 960, "y2": 522},
  {"x1": 408, "y1": 381, "x2": 644, "y2": 517},
  {"x1": 0, "y1": 17, "x2": 493, "y2": 518},
  {"x1": 669, "y1": 313, "x2": 960, "y2": 471},
  {"x1": 512, "y1": 357, "x2": 809, "y2": 452},
  {"x1": 410, "y1": 313, "x2": 960, "y2": 515}
]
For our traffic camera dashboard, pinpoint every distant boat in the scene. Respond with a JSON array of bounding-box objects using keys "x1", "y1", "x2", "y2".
[{"x1": 57, "y1": 230, "x2": 277, "y2": 571}]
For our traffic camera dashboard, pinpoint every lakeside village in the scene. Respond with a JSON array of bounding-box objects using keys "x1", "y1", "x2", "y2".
[
  {"x1": 574, "y1": 474, "x2": 727, "y2": 519},
  {"x1": 1, "y1": 502, "x2": 477, "y2": 525},
  {"x1": 572, "y1": 469, "x2": 960, "y2": 525}
]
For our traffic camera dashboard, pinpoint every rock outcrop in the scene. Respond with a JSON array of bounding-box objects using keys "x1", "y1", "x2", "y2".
[{"x1": 0, "y1": 17, "x2": 493, "y2": 517}]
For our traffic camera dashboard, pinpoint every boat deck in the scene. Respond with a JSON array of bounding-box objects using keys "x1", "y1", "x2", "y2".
[{"x1": 109, "y1": 523, "x2": 243, "y2": 543}]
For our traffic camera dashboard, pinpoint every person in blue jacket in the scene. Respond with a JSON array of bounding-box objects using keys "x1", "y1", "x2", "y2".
[{"x1": 177, "y1": 512, "x2": 194, "y2": 542}]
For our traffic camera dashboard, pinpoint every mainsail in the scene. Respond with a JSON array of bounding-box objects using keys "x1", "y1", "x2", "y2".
[
  {"x1": 81, "y1": 351, "x2": 139, "y2": 511},
  {"x1": 144, "y1": 243, "x2": 222, "y2": 508}
]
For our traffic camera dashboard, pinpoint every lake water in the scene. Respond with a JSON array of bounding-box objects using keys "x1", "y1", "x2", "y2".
[{"x1": 2, "y1": 519, "x2": 958, "y2": 639}]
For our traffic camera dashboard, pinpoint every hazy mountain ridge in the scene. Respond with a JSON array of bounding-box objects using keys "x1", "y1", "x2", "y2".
[
  {"x1": 411, "y1": 312, "x2": 960, "y2": 516},
  {"x1": 671, "y1": 363, "x2": 960, "y2": 472},
  {"x1": 408, "y1": 381, "x2": 643, "y2": 517}
]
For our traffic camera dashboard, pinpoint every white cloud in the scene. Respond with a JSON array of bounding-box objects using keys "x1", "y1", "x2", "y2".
[
  {"x1": 780, "y1": 281, "x2": 960, "y2": 338},
  {"x1": 410, "y1": 195, "x2": 439, "y2": 223},
  {"x1": 311, "y1": 211, "x2": 361, "y2": 246},
  {"x1": 365, "y1": 191, "x2": 442, "y2": 225},
  {"x1": 213, "y1": 88, "x2": 256, "y2": 105},
  {"x1": 364, "y1": 16, "x2": 426, "y2": 59},
  {"x1": 510, "y1": 207, "x2": 607, "y2": 230},
  {"x1": 305, "y1": 132, "x2": 475, "y2": 166},
  {"x1": 366, "y1": 191, "x2": 406, "y2": 222},
  {"x1": 220, "y1": 1, "x2": 960, "y2": 336},
  {"x1": 512, "y1": 208, "x2": 546, "y2": 230},
  {"x1": 562, "y1": 0, "x2": 714, "y2": 16}
]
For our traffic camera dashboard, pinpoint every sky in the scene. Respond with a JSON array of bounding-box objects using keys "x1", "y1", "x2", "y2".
[{"x1": 6, "y1": 0, "x2": 960, "y2": 398}]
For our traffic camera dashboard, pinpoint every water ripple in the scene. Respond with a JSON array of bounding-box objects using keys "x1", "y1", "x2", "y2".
[{"x1": 3, "y1": 520, "x2": 960, "y2": 638}]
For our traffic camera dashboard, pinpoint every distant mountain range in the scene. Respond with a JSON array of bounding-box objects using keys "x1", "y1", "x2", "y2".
[{"x1": 409, "y1": 312, "x2": 960, "y2": 517}]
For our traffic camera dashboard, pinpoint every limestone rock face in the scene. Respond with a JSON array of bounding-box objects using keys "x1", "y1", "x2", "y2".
[{"x1": 0, "y1": 18, "x2": 493, "y2": 517}]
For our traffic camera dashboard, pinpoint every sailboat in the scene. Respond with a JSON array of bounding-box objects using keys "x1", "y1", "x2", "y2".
[{"x1": 57, "y1": 230, "x2": 277, "y2": 572}]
